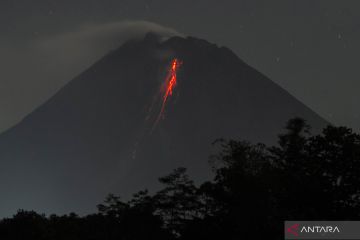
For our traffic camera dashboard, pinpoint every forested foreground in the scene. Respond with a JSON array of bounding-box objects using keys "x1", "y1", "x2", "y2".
[{"x1": 1, "y1": 118, "x2": 360, "y2": 240}]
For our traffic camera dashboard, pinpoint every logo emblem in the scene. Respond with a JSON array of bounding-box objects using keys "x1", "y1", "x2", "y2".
[{"x1": 287, "y1": 223, "x2": 300, "y2": 237}]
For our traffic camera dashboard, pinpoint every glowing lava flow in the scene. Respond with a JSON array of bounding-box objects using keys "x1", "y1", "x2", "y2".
[{"x1": 154, "y1": 58, "x2": 182, "y2": 127}]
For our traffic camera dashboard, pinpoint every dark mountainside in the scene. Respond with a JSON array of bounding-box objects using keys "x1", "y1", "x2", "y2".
[{"x1": 0, "y1": 34, "x2": 327, "y2": 216}]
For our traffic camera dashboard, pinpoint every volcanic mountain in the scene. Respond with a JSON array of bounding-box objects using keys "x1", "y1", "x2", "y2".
[{"x1": 0, "y1": 34, "x2": 327, "y2": 216}]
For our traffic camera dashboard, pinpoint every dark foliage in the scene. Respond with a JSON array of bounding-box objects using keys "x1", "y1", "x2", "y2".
[{"x1": 0, "y1": 118, "x2": 359, "y2": 240}]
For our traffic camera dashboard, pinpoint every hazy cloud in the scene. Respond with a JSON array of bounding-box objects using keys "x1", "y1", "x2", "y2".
[
  {"x1": 37, "y1": 21, "x2": 182, "y2": 78},
  {"x1": 0, "y1": 21, "x2": 181, "y2": 132}
]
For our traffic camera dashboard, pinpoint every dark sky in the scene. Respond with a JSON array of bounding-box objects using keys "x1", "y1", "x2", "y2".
[{"x1": 0, "y1": 0, "x2": 359, "y2": 132}]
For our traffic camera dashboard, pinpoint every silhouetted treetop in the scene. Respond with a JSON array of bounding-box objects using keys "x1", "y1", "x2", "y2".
[{"x1": 0, "y1": 118, "x2": 359, "y2": 240}]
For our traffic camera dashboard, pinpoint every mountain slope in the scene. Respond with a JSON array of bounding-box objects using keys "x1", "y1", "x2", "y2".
[{"x1": 0, "y1": 34, "x2": 327, "y2": 216}]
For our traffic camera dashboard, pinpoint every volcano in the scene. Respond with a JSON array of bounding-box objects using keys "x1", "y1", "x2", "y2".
[{"x1": 0, "y1": 33, "x2": 327, "y2": 216}]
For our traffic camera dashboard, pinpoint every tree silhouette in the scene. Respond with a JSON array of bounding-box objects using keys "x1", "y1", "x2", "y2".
[
  {"x1": 0, "y1": 118, "x2": 359, "y2": 240},
  {"x1": 152, "y1": 167, "x2": 204, "y2": 236}
]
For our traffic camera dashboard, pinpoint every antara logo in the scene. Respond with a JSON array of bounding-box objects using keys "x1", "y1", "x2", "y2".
[
  {"x1": 287, "y1": 223, "x2": 300, "y2": 236},
  {"x1": 300, "y1": 225, "x2": 340, "y2": 233}
]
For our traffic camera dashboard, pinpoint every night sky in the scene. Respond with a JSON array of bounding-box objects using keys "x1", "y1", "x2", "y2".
[{"x1": 0, "y1": 0, "x2": 359, "y2": 132}]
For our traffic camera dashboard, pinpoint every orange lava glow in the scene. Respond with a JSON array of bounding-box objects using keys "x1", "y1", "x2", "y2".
[
  {"x1": 162, "y1": 59, "x2": 181, "y2": 110},
  {"x1": 154, "y1": 58, "x2": 182, "y2": 126}
]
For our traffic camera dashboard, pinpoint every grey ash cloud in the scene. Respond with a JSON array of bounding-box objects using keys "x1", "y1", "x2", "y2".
[{"x1": 0, "y1": 21, "x2": 181, "y2": 132}]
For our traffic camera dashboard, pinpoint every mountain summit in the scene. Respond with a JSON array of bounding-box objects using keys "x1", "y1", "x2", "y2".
[{"x1": 0, "y1": 34, "x2": 327, "y2": 216}]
